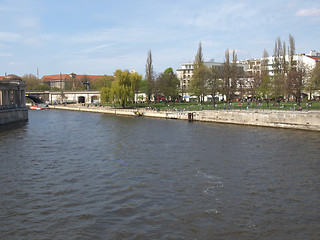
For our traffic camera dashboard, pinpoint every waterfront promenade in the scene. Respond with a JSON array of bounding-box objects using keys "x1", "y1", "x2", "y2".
[{"x1": 49, "y1": 104, "x2": 320, "y2": 131}]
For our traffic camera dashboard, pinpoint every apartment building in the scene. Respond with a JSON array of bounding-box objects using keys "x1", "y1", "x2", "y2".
[
  {"x1": 176, "y1": 61, "x2": 247, "y2": 100},
  {"x1": 41, "y1": 73, "x2": 105, "y2": 90},
  {"x1": 177, "y1": 50, "x2": 319, "y2": 101},
  {"x1": 246, "y1": 50, "x2": 319, "y2": 77}
]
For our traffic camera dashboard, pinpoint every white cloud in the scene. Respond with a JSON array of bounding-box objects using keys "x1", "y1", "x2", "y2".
[
  {"x1": 16, "y1": 16, "x2": 40, "y2": 29},
  {"x1": 66, "y1": 27, "x2": 152, "y2": 44},
  {"x1": 9, "y1": 61, "x2": 26, "y2": 65},
  {"x1": 202, "y1": 40, "x2": 218, "y2": 48},
  {"x1": 22, "y1": 37, "x2": 43, "y2": 46},
  {"x1": 169, "y1": 2, "x2": 258, "y2": 31},
  {"x1": 0, "y1": 31, "x2": 21, "y2": 42},
  {"x1": 0, "y1": 53, "x2": 12, "y2": 56},
  {"x1": 296, "y1": 8, "x2": 320, "y2": 17},
  {"x1": 78, "y1": 44, "x2": 114, "y2": 54}
]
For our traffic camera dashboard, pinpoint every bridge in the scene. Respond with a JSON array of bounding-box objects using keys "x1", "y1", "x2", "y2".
[
  {"x1": 0, "y1": 75, "x2": 28, "y2": 125},
  {"x1": 25, "y1": 91, "x2": 101, "y2": 104}
]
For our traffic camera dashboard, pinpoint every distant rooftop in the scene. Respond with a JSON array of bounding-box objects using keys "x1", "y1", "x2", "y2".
[{"x1": 306, "y1": 50, "x2": 320, "y2": 57}]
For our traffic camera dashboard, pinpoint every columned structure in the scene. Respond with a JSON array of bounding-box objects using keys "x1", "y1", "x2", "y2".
[{"x1": 0, "y1": 74, "x2": 28, "y2": 125}]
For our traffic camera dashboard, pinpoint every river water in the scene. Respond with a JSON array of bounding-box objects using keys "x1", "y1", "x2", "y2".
[{"x1": 0, "y1": 110, "x2": 319, "y2": 239}]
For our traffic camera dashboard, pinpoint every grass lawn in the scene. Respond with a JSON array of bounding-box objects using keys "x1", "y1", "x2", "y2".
[{"x1": 104, "y1": 100, "x2": 320, "y2": 111}]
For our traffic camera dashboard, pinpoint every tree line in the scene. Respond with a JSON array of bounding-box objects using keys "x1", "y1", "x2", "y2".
[
  {"x1": 190, "y1": 34, "x2": 320, "y2": 105},
  {"x1": 99, "y1": 50, "x2": 180, "y2": 107},
  {"x1": 22, "y1": 74, "x2": 114, "y2": 91},
  {"x1": 21, "y1": 36, "x2": 320, "y2": 107}
]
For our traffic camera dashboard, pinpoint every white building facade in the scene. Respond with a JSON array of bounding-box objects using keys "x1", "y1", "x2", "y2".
[
  {"x1": 176, "y1": 61, "x2": 247, "y2": 102},
  {"x1": 177, "y1": 50, "x2": 320, "y2": 101}
]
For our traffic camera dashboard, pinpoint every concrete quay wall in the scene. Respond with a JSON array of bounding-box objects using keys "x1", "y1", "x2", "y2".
[
  {"x1": 197, "y1": 110, "x2": 320, "y2": 131},
  {"x1": 0, "y1": 108, "x2": 28, "y2": 125},
  {"x1": 49, "y1": 105, "x2": 320, "y2": 131}
]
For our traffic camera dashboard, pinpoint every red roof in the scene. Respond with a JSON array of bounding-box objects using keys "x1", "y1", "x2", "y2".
[
  {"x1": 308, "y1": 56, "x2": 320, "y2": 62},
  {"x1": 41, "y1": 74, "x2": 72, "y2": 82},
  {"x1": 41, "y1": 73, "x2": 105, "y2": 82},
  {"x1": 0, "y1": 75, "x2": 22, "y2": 81},
  {"x1": 76, "y1": 75, "x2": 105, "y2": 81}
]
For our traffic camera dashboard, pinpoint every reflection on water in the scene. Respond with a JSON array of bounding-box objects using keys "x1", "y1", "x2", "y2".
[
  {"x1": 0, "y1": 120, "x2": 28, "y2": 133},
  {"x1": 0, "y1": 110, "x2": 319, "y2": 239}
]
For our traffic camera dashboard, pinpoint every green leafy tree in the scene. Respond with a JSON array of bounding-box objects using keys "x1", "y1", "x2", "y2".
[
  {"x1": 191, "y1": 64, "x2": 210, "y2": 104},
  {"x1": 50, "y1": 87, "x2": 60, "y2": 92},
  {"x1": 110, "y1": 70, "x2": 142, "y2": 108},
  {"x1": 307, "y1": 62, "x2": 320, "y2": 99},
  {"x1": 33, "y1": 84, "x2": 50, "y2": 91},
  {"x1": 256, "y1": 49, "x2": 271, "y2": 100},
  {"x1": 91, "y1": 75, "x2": 114, "y2": 90},
  {"x1": 139, "y1": 80, "x2": 149, "y2": 96},
  {"x1": 156, "y1": 68, "x2": 180, "y2": 104},
  {"x1": 191, "y1": 42, "x2": 208, "y2": 104},
  {"x1": 100, "y1": 86, "x2": 112, "y2": 104}
]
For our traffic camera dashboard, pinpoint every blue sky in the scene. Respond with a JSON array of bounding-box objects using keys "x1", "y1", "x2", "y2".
[{"x1": 0, "y1": 0, "x2": 319, "y2": 77}]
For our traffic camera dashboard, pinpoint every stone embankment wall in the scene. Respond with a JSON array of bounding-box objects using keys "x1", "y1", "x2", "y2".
[
  {"x1": 50, "y1": 105, "x2": 320, "y2": 131},
  {"x1": 0, "y1": 109, "x2": 28, "y2": 125},
  {"x1": 0, "y1": 74, "x2": 28, "y2": 125}
]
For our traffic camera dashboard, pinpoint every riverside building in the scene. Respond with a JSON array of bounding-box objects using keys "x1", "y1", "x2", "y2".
[
  {"x1": 0, "y1": 74, "x2": 28, "y2": 124},
  {"x1": 176, "y1": 61, "x2": 247, "y2": 101},
  {"x1": 177, "y1": 50, "x2": 320, "y2": 101}
]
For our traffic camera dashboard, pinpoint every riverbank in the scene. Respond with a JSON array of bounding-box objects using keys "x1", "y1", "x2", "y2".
[
  {"x1": 0, "y1": 108, "x2": 28, "y2": 125},
  {"x1": 49, "y1": 104, "x2": 320, "y2": 131}
]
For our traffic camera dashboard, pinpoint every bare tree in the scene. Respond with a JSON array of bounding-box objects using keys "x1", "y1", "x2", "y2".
[
  {"x1": 207, "y1": 66, "x2": 223, "y2": 108},
  {"x1": 289, "y1": 34, "x2": 295, "y2": 68},
  {"x1": 289, "y1": 63, "x2": 304, "y2": 104},
  {"x1": 272, "y1": 37, "x2": 285, "y2": 99},
  {"x1": 191, "y1": 42, "x2": 207, "y2": 104},
  {"x1": 308, "y1": 62, "x2": 320, "y2": 99},
  {"x1": 223, "y1": 49, "x2": 231, "y2": 102},
  {"x1": 22, "y1": 74, "x2": 41, "y2": 91},
  {"x1": 258, "y1": 49, "x2": 271, "y2": 101},
  {"x1": 230, "y1": 49, "x2": 238, "y2": 101},
  {"x1": 145, "y1": 49, "x2": 155, "y2": 103},
  {"x1": 194, "y1": 42, "x2": 204, "y2": 67},
  {"x1": 286, "y1": 34, "x2": 297, "y2": 101}
]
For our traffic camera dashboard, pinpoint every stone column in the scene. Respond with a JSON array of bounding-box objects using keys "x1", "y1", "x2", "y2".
[
  {"x1": 2, "y1": 90, "x2": 5, "y2": 107},
  {"x1": 21, "y1": 90, "x2": 25, "y2": 107},
  {"x1": 16, "y1": 89, "x2": 21, "y2": 108},
  {"x1": 9, "y1": 90, "x2": 13, "y2": 107},
  {"x1": 4, "y1": 90, "x2": 9, "y2": 107},
  {"x1": 14, "y1": 90, "x2": 18, "y2": 108}
]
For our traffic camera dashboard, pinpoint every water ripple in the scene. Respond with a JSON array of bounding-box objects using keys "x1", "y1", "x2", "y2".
[{"x1": 0, "y1": 110, "x2": 319, "y2": 239}]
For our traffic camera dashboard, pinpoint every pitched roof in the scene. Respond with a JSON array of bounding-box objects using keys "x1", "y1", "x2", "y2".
[
  {"x1": 41, "y1": 74, "x2": 72, "y2": 82},
  {"x1": 41, "y1": 73, "x2": 105, "y2": 82},
  {"x1": 309, "y1": 56, "x2": 320, "y2": 62},
  {"x1": 76, "y1": 75, "x2": 105, "y2": 81},
  {"x1": 0, "y1": 75, "x2": 22, "y2": 81}
]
